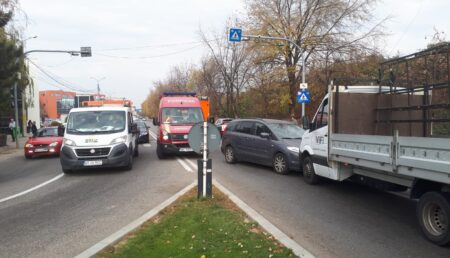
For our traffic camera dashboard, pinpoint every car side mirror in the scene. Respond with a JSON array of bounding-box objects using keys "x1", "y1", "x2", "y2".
[
  {"x1": 260, "y1": 132, "x2": 271, "y2": 139},
  {"x1": 153, "y1": 117, "x2": 160, "y2": 126},
  {"x1": 58, "y1": 126, "x2": 65, "y2": 137},
  {"x1": 301, "y1": 116, "x2": 310, "y2": 130},
  {"x1": 208, "y1": 117, "x2": 215, "y2": 123},
  {"x1": 131, "y1": 123, "x2": 139, "y2": 134}
]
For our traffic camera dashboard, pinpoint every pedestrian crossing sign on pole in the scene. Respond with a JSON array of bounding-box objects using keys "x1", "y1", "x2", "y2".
[
  {"x1": 229, "y1": 28, "x2": 242, "y2": 42},
  {"x1": 297, "y1": 89, "x2": 311, "y2": 104}
]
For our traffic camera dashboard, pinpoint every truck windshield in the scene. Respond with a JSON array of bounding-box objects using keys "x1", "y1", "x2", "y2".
[
  {"x1": 66, "y1": 111, "x2": 126, "y2": 134},
  {"x1": 268, "y1": 123, "x2": 305, "y2": 139},
  {"x1": 161, "y1": 107, "x2": 203, "y2": 125}
]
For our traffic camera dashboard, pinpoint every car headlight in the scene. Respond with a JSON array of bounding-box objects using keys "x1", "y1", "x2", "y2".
[
  {"x1": 111, "y1": 136, "x2": 127, "y2": 144},
  {"x1": 25, "y1": 143, "x2": 33, "y2": 148},
  {"x1": 287, "y1": 146, "x2": 300, "y2": 153},
  {"x1": 163, "y1": 135, "x2": 169, "y2": 140},
  {"x1": 49, "y1": 142, "x2": 59, "y2": 147},
  {"x1": 64, "y1": 138, "x2": 76, "y2": 146}
]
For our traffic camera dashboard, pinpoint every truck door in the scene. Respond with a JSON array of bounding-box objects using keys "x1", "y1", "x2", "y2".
[{"x1": 309, "y1": 98, "x2": 330, "y2": 177}]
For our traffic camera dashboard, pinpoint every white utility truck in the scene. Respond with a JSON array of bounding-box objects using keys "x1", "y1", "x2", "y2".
[
  {"x1": 60, "y1": 105, "x2": 139, "y2": 173},
  {"x1": 300, "y1": 44, "x2": 450, "y2": 245}
]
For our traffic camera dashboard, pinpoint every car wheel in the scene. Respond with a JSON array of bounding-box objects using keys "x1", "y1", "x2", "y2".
[
  {"x1": 417, "y1": 192, "x2": 450, "y2": 246},
  {"x1": 302, "y1": 156, "x2": 321, "y2": 185},
  {"x1": 134, "y1": 144, "x2": 139, "y2": 157},
  {"x1": 62, "y1": 168, "x2": 73, "y2": 174},
  {"x1": 125, "y1": 150, "x2": 133, "y2": 171},
  {"x1": 25, "y1": 155, "x2": 32, "y2": 160},
  {"x1": 273, "y1": 153, "x2": 289, "y2": 174},
  {"x1": 157, "y1": 143, "x2": 166, "y2": 159},
  {"x1": 224, "y1": 145, "x2": 237, "y2": 164}
]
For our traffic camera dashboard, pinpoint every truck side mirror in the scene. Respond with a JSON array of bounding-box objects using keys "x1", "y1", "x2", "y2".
[
  {"x1": 208, "y1": 117, "x2": 215, "y2": 123},
  {"x1": 153, "y1": 117, "x2": 160, "y2": 126},
  {"x1": 131, "y1": 123, "x2": 139, "y2": 134},
  {"x1": 302, "y1": 116, "x2": 310, "y2": 130},
  {"x1": 58, "y1": 125, "x2": 65, "y2": 137}
]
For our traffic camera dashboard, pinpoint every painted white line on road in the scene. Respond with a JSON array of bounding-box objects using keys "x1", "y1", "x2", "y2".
[
  {"x1": 0, "y1": 174, "x2": 64, "y2": 204},
  {"x1": 75, "y1": 181, "x2": 197, "y2": 258},
  {"x1": 176, "y1": 158, "x2": 193, "y2": 173},
  {"x1": 148, "y1": 130, "x2": 157, "y2": 140},
  {"x1": 184, "y1": 158, "x2": 198, "y2": 170},
  {"x1": 213, "y1": 180, "x2": 315, "y2": 258}
]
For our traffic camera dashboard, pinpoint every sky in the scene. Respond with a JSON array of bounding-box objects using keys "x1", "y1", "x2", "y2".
[{"x1": 15, "y1": 0, "x2": 450, "y2": 107}]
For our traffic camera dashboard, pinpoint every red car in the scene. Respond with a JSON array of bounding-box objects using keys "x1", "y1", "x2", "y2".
[{"x1": 24, "y1": 126, "x2": 63, "y2": 159}]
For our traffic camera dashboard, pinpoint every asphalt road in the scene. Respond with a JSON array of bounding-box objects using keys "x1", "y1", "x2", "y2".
[
  {"x1": 0, "y1": 136, "x2": 195, "y2": 258},
  {"x1": 1, "y1": 123, "x2": 449, "y2": 258}
]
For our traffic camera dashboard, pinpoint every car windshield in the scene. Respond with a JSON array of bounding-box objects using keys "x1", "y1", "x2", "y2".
[
  {"x1": 66, "y1": 111, "x2": 126, "y2": 134},
  {"x1": 161, "y1": 107, "x2": 203, "y2": 125},
  {"x1": 37, "y1": 128, "x2": 59, "y2": 137},
  {"x1": 268, "y1": 123, "x2": 304, "y2": 139}
]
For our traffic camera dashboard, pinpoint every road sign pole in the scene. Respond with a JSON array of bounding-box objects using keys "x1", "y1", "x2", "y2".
[
  {"x1": 301, "y1": 49, "x2": 306, "y2": 117},
  {"x1": 202, "y1": 121, "x2": 207, "y2": 197}
]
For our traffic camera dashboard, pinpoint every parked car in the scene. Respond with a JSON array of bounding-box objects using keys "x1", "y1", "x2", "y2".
[
  {"x1": 136, "y1": 120, "x2": 150, "y2": 144},
  {"x1": 24, "y1": 126, "x2": 64, "y2": 159},
  {"x1": 221, "y1": 119, "x2": 304, "y2": 174},
  {"x1": 215, "y1": 118, "x2": 233, "y2": 136}
]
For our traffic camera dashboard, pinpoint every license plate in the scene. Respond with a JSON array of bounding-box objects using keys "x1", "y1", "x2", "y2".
[
  {"x1": 34, "y1": 148, "x2": 48, "y2": 153},
  {"x1": 179, "y1": 148, "x2": 193, "y2": 152},
  {"x1": 83, "y1": 160, "x2": 103, "y2": 166}
]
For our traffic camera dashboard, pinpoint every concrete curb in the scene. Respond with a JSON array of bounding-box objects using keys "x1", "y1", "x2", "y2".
[
  {"x1": 214, "y1": 179, "x2": 315, "y2": 258},
  {"x1": 74, "y1": 181, "x2": 197, "y2": 258}
]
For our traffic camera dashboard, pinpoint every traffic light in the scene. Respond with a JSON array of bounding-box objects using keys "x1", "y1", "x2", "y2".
[{"x1": 80, "y1": 47, "x2": 92, "y2": 57}]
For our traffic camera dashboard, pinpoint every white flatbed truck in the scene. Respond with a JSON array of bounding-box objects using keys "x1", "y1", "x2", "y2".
[{"x1": 300, "y1": 44, "x2": 450, "y2": 245}]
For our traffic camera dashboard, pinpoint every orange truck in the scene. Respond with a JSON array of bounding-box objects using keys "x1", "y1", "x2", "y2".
[{"x1": 152, "y1": 92, "x2": 209, "y2": 159}]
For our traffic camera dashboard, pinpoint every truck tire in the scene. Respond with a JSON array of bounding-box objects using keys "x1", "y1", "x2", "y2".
[
  {"x1": 224, "y1": 145, "x2": 237, "y2": 164},
  {"x1": 156, "y1": 143, "x2": 166, "y2": 159},
  {"x1": 273, "y1": 153, "x2": 289, "y2": 174},
  {"x1": 302, "y1": 156, "x2": 321, "y2": 185},
  {"x1": 134, "y1": 144, "x2": 139, "y2": 157},
  {"x1": 417, "y1": 191, "x2": 450, "y2": 246},
  {"x1": 125, "y1": 150, "x2": 133, "y2": 171}
]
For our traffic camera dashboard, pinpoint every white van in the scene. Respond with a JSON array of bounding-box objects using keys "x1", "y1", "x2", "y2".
[{"x1": 60, "y1": 106, "x2": 139, "y2": 173}]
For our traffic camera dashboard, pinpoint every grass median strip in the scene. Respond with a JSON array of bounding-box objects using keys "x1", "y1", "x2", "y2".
[{"x1": 98, "y1": 187, "x2": 297, "y2": 258}]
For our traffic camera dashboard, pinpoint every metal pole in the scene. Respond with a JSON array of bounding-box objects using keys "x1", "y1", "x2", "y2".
[
  {"x1": 14, "y1": 72, "x2": 21, "y2": 149},
  {"x1": 301, "y1": 48, "x2": 306, "y2": 117},
  {"x1": 202, "y1": 121, "x2": 208, "y2": 197}
]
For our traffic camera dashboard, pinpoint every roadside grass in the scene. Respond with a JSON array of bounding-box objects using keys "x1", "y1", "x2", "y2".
[{"x1": 98, "y1": 186, "x2": 297, "y2": 258}]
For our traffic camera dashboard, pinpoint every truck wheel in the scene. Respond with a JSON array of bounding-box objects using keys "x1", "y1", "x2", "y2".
[
  {"x1": 224, "y1": 145, "x2": 237, "y2": 164},
  {"x1": 417, "y1": 191, "x2": 450, "y2": 246},
  {"x1": 302, "y1": 156, "x2": 321, "y2": 185},
  {"x1": 273, "y1": 153, "x2": 289, "y2": 174},
  {"x1": 156, "y1": 144, "x2": 166, "y2": 159},
  {"x1": 125, "y1": 151, "x2": 133, "y2": 171}
]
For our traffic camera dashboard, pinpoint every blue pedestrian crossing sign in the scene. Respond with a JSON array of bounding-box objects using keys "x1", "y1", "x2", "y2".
[
  {"x1": 297, "y1": 89, "x2": 311, "y2": 104},
  {"x1": 229, "y1": 28, "x2": 242, "y2": 42}
]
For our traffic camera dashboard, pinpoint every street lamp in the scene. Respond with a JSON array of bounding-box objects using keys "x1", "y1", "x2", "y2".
[{"x1": 90, "y1": 77, "x2": 106, "y2": 99}]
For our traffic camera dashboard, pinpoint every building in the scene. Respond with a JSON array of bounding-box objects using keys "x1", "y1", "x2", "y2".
[{"x1": 39, "y1": 90, "x2": 76, "y2": 120}]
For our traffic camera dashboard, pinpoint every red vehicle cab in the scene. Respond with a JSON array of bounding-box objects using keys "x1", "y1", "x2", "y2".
[
  {"x1": 24, "y1": 126, "x2": 63, "y2": 159},
  {"x1": 153, "y1": 92, "x2": 204, "y2": 159}
]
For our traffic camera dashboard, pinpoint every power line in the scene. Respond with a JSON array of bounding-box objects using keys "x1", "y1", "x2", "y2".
[
  {"x1": 95, "y1": 44, "x2": 202, "y2": 59},
  {"x1": 94, "y1": 38, "x2": 220, "y2": 52},
  {"x1": 28, "y1": 59, "x2": 92, "y2": 93}
]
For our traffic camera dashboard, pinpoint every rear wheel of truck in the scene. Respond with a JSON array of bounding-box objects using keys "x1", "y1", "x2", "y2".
[
  {"x1": 302, "y1": 156, "x2": 321, "y2": 185},
  {"x1": 417, "y1": 191, "x2": 450, "y2": 246},
  {"x1": 134, "y1": 144, "x2": 139, "y2": 157},
  {"x1": 156, "y1": 143, "x2": 166, "y2": 159},
  {"x1": 125, "y1": 150, "x2": 133, "y2": 171}
]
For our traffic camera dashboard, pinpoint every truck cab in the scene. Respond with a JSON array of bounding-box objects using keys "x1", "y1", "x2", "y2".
[
  {"x1": 153, "y1": 92, "x2": 204, "y2": 159},
  {"x1": 60, "y1": 106, "x2": 139, "y2": 173}
]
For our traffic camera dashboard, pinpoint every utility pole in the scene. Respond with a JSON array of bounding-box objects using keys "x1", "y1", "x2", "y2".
[
  {"x1": 90, "y1": 77, "x2": 106, "y2": 100},
  {"x1": 13, "y1": 72, "x2": 21, "y2": 149},
  {"x1": 242, "y1": 35, "x2": 307, "y2": 117}
]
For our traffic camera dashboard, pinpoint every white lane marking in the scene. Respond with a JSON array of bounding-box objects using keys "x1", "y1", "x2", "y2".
[
  {"x1": 184, "y1": 158, "x2": 198, "y2": 170},
  {"x1": 0, "y1": 174, "x2": 64, "y2": 204},
  {"x1": 148, "y1": 130, "x2": 157, "y2": 140},
  {"x1": 214, "y1": 180, "x2": 315, "y2": 258},
  {"x1": 75, "y1": 181, "x2": 197, "y2": 258},
  {"x1": 176, "y1": 158, "x2": 193, "y2": 173}
]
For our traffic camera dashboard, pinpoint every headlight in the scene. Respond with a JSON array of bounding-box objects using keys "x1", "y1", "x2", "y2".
[
  {"x1": 287, "y1": 146, "x2": 300, "y2": 153},
  {"x1": 163, "y1": 135, "x2": 169, "y2": 140},
  {"x1": 49, "y1": 142, "x2": 59, "y2": 147},
  {"x1": 111, "y1": 136, "x2": 127, "y2": 144},
  {"x1": 64, "y1": 138, "x2": 76, "y2": 146},
  {"x1": 25, "y1": 143, "x2": 33, "y2": 148}
]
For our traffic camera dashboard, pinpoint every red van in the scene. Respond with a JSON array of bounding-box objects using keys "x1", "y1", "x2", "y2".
[{"x1": 153, "y1": 92, "x2": 204, "y2": 159}]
